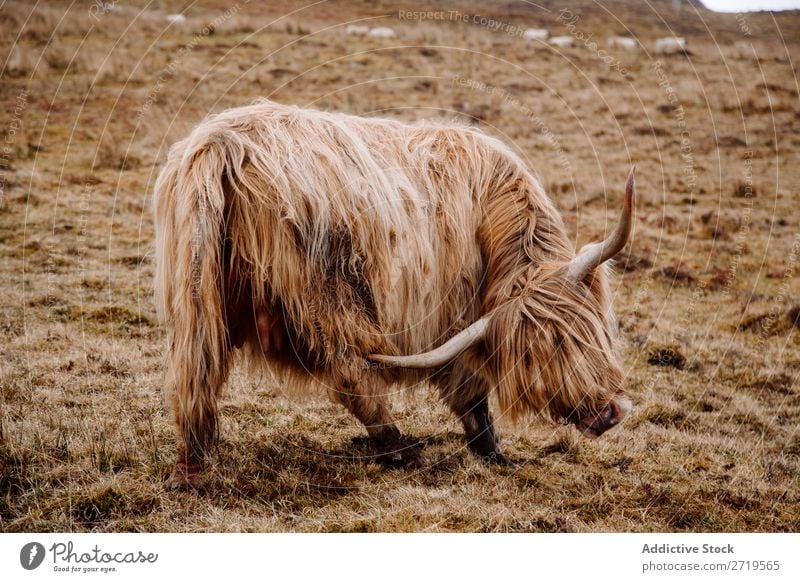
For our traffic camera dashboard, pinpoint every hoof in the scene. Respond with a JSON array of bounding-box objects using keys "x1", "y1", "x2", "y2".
[
  {"x1": 481, "y1": 451, "x2": 513, "y2": 466},
  {"x1": 467, "y1": 432, "x2": 511, "y2": 466},
  {"x1": 375, "y1": 438, "x2": 424, "y2": 469},
  {"x1": 376, "y1": 449, "x2": 404, "y2": 467},
  {"x1": 167, "y1": 463, "x2": 203, "y2": 490}
]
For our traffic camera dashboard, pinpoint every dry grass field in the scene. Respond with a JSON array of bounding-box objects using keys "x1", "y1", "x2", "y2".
[{"x1": 1, "y1": 0, "x2": 799, "y2": 532}]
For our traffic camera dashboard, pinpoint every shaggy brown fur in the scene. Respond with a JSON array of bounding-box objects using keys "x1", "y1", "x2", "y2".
[{"x1": 153, "y1": 99, "x2": 630, "y2": 485}]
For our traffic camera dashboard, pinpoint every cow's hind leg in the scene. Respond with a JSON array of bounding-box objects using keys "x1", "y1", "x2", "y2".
[
  {"x1": 440, "y1": 370, "x2": 511, "y2": 465},
  {"x1": 332, "y1": 383, "x2": 422, "y2": 468},
  {"x1": 166, "y1": 342, "x2": 231, "y2": 489}
]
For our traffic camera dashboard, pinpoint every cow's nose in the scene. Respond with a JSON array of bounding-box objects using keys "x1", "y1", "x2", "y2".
[{"x1": 578, "y1": 396, "x2": 632, "y2": 438}]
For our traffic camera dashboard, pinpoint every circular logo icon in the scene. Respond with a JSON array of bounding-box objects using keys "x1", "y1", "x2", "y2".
[{"x1": 20, "y1": 542, "x2": 46, "y2": 570}]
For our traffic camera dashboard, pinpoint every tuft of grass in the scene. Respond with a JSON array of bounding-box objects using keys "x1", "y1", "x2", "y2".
[
  {"x1": 6, "y1": 44, "x2": 41, "y2": 77},
  {"x1": 733, "y1": 179, "x2": 758, "y2": 198},
  {"x1": 633, "y1": 404, "x2": 697, "y2": 431},
  {"x1": 93, "y1": 132, "x2": 141, "y2": 171},
  {"x1": 87, "y1": 306, "x2": 152, "y2": 327},
  {"x1": 787, "y1": 306, "x2": 800, "y2": 329},
  {"x1": 44, "y1": 39, "x2": 96, "y2": 74},
  {"x1": 646, "y1": 344, "x2": 687, "y2": 370},
  {"x1": 614, "y1": 250, "x2": 653, "y2": 273},
  {"x1": 737, "y1": 311, "x2": 793, "y2": 336},
  {"x1": 70, "y1": 484, "x2": 160, "y2": 528},
  {"x1": 659, "y1": 262, "x2": 697, "y2": 285}
]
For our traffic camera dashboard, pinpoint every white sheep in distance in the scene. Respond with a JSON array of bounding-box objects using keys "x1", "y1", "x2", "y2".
[
  {"x1": 368, "y1": 27, "x2": 397, "y2": 39},
  {"x1": 607, "y1": 36, "x2": 638, "y2": 50},
  {"x1": 523, "y1": 28, "x2": 549, "y2": 41},
  {"x1": 655, "y1": 37, "x2": 687, "y2": 54},
  {"x1": 549, "y1": 36, "x2": 574, "y2": 48},
  {"x1": 166, "y1": 14, "x2": 187, "y2": 24},
  {"x1": 345, "y1": 24, "x2": 370, "y2": 36}
]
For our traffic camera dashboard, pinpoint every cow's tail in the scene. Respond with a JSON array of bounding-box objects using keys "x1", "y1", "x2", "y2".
[{"x1": 153, "y1": 129, "x2": 233, "y2": 476}]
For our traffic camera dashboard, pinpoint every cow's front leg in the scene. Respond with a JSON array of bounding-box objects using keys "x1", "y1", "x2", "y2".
[
  {"x1": 439, "y1": 371, "x2": 511, "y2": 465},
  {"x1": 332, "y1": 382, "x2": 422, "y2": 468},
  {"x1": 455, "y1": 394, "x2": 511, "y2": 465}
]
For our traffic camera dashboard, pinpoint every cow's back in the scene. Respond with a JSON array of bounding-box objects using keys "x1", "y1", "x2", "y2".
[{"x1": 195, "y1": 100, "x2": 491, "y2": 366}]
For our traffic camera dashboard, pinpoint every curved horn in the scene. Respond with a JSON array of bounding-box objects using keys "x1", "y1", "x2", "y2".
[
  {"x1": 367, "y1": 316, "x2": 490, "y2": 369},
  {"x1": 567, "y1": 166, "x2": 636, "y2": 281}
]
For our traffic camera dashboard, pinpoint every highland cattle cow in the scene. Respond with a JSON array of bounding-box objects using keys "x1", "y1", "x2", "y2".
[{"x1": 153, "y1": 99, "x2": 635, "y2": 487}]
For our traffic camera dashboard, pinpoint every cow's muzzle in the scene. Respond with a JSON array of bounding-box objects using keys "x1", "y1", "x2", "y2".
[{"x1": 575, "y1": 396, "x2": 632, "y2": 438}]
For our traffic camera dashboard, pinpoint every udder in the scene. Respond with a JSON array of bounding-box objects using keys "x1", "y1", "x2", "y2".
[{"x1": 256, "y1": 310, "x2": 284, "y2": 354}]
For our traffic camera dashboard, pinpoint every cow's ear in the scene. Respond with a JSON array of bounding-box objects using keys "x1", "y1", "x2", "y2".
[{"x1": 567, "y1": 167, "x2": 635, "y2": 282}]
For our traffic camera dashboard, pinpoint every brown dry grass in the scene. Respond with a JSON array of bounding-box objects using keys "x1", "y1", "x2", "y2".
[{"x1": 1, "y1": 0, "x2": 798, "y2": 532}]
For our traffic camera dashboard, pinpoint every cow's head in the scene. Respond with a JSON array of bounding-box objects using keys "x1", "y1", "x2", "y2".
[{"x1": 369, "y1": 168, "x2": 636, "y2": 438}]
